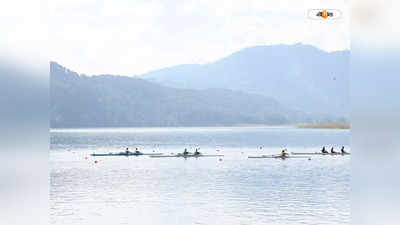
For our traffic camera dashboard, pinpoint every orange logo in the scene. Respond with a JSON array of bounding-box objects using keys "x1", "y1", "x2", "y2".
[
  {"x1": 321, "y1": 10, "x2": 328, "y2": 18},
  {"x1": 316, "y1": 10, "x2": 333, "y2": 19}
]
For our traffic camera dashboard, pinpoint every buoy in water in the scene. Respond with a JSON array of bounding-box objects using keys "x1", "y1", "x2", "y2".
[
  {"x1": 94, "y1": 160, "x2": 98, "y2": 164},
  {"x1": 308, "y1": 158, "x2": 311, "y2": 160}
]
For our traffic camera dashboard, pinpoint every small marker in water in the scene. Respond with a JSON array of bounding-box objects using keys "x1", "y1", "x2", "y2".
[
  {"x1": 94, "y1": 160, "x2": 98, "y2": 164},
  {"x1": 308, "y1": 158, "x2": 311, "y2": 160}
]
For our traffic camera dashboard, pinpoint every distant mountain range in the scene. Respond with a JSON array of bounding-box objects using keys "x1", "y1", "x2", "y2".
[
  {"x1": 142, "y1": 44, "x2": 349, "y2": 118},
  {"x1": 50, "y1": 44, "x2": 348, "y2": 128},
  {"x1": 51, "y1": 62, "x2": 310, "y2": 128}
]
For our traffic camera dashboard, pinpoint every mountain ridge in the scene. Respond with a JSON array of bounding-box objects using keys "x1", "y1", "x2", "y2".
[
  {"x1": 50, "y1": 62, "x2": 311, "y2": 128},
  {"x1": 140, "y1": 44, "x2": 349, "y2": 118}
]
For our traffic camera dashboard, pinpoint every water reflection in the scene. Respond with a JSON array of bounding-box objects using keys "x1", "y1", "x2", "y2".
[{"x1": 51, "y1": 127, "x2": 349, "y2": 225}]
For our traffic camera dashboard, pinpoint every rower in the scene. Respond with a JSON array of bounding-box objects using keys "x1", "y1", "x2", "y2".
[
  {"x1": 340, "y1": 146, "x2": 347, "y2": 154},
  {"x1": 125, "y1": 147, "x2": 131, "y2": 154},
  {"x1": 330, "y1": 147, "x2": 337, "y2": 154},
  {"x1": 321, "y1": 146, "x2": 328, "y2": 154},
  {"x1": 183, "y1": 148, "x2": 189, "y2": 155},
  {"x1": 194, "y1": 148, "x2": 201, "y2": 155},
  {"x1": 280, "y1": 149, "x2": 287, "y2": 157},
  {"x1": 135, "y1": 147, "x2": 140, "y2": 154}
]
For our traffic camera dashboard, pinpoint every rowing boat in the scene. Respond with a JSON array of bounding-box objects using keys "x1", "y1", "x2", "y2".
[
  {"x1": 291, "y1": 152, "x2": 350, "y2": 155},
  {"x1": 150, "y1": 153, "x2": 224, "y2": 158},
  {"x1": 91, "y1": 152, "x2": 163, "y2": 156},
  {"x1": 248, "y1": 154, "x2": 309, "y2": 159}
]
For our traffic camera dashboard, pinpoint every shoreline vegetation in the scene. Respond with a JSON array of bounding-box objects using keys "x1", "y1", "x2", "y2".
[
  {"x1": 50, "y1": 123, "x2": 352, "y2": 131},
  {"x1": 296, "y1": 122, "x2": 350, "y2": 129}
]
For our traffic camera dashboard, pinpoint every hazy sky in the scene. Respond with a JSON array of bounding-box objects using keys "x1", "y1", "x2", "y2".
[{"x1": 47, "y1": 0, "x2": 349, "y2": 75}]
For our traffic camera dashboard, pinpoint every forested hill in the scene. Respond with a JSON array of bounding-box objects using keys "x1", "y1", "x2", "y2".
[{"x1": 50, "y1": 62, "x2": 310, "y2": 128}]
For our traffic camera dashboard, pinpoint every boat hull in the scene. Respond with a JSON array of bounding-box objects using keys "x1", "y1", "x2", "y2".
[
  {"x1": 150, "y1": 154, "x2": 224, "y2": 158},
  {"x1": 291, "y1": 152, "x2": 350, "y2": 155},
  {"x1": 91, "y1": 153, "x2": 163, "y2": 156},
  {"x1": 248, "y1": 155, "x2": 308, "y2": 159}
]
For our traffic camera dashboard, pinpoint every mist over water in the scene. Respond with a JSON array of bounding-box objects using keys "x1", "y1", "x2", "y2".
[{"x1": 51, "y1": 127, "x2": 349, "y2": 225}]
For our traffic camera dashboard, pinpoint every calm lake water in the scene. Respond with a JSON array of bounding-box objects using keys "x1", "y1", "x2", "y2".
[{"x1": 50, "y1": 127, "x2": 350, "y2": 225}]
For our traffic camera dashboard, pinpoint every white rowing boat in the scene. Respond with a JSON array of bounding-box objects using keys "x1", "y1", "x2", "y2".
[
  {"x1": 150, "y1": 153, "x2": 224, "y2": 158},
  {"x1": 291, "y1": 152, "x2": 350, "y2": 155},
  {"x1": 91, "y1": 152, "x2": 163, "y2": 156},
  {"x1": 248, "y1": 154, "x2": 309, "y2": 159}
]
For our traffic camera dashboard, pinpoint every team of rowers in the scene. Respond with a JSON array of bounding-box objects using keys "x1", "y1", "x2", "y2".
[
  {"x1": 280, "y1": 146, "x2": 348, "y2": 157},
  {"x1": 321, "y1": 146, "x2": 347, "y2": 154},
  {"x1": 124, "y1": 147, "x2": 201, "y2": 156},
  {"x1": 124, "y1": 147, "x2": 141, "y2": 154},
  {"x1": 183, "y1": 148, "x2": 201, "y2": 156}
]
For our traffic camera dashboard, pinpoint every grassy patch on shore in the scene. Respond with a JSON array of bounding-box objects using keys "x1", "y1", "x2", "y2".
[{"x1": 296, "y1": 122, "x2": 350, "y2": 129}]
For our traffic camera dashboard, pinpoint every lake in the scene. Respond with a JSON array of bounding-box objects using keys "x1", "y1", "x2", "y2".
[{"x1": 50, "y1": 127, "x2": 350, "y2": 225}]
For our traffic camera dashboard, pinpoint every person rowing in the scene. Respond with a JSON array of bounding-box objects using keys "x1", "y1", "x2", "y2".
[
  {"x1": 321, "y1": 146, "x2": 328, "y2": 154},
  {"x1": 280, "y1": 149, "x2": 287, "y2": 158},
  {"x1": 135, "y1": 147, "x2": 141, "y2": 154},
  {"x1": 183, "y1": 148, "x2": 189, "y2": 155},
  {"x1": 340, "y1": 146, "x2": 347, "y2": 154},
  {"x1": 330, "y1": 147, "x2": 337, "y2": 154},
  {"x1": 194, "y1": 148, "x2": 201, "y2": 156},
  {"x1": 124, "y1": 147, "x2": 132, "y2": 154}
]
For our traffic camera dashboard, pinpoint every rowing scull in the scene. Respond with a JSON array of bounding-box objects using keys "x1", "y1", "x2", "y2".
[
  {"x1": 248, "y1": 154, "x2": 309, "y2": 159},
  {"x1": 291, "y1": 152, "x2": 350, "y2": 155},
  {"x1": 91, "y1": 152, "x2": 163, "y2": 156},
  {"x1": 150, "y1": 153, "x2": 223, "y2": 158}
]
